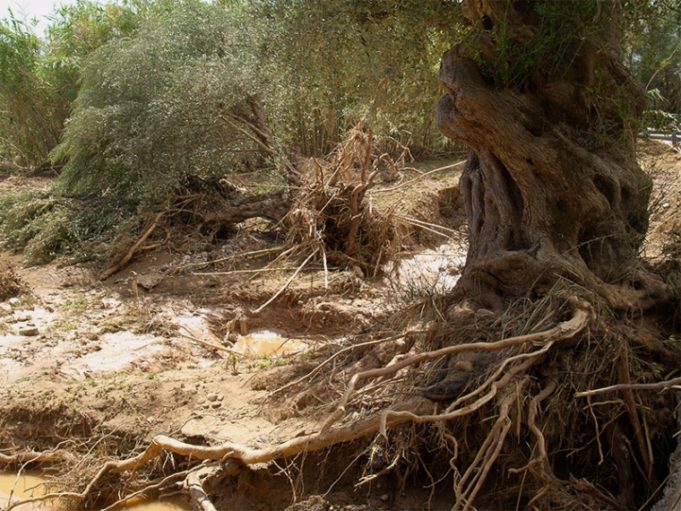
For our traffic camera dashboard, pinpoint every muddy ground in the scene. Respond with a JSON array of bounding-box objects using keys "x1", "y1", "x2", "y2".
[{"x1": 0, "y1": 141, "x2": 679, "y2": 510}]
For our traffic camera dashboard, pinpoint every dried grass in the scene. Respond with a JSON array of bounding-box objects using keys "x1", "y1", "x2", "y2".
[{"x1": 284, "y1": 124, "x2": 406, "y2": 277}]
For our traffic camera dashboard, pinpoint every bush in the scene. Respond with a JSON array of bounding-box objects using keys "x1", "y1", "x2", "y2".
[
  {"x1": 0, "y1": 1, "x2": 145, "y2": 169},
  {"x1": 0, "y1": 190, "x2": 136, "y2": 264},
  {"x1": 53, "y1": 1, "x2": 275, "y2": 205}
]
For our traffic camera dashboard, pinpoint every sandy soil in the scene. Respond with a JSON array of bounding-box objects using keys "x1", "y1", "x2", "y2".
[{"x1": 0, "y1": 160, "x2": 469, "y2": 510}]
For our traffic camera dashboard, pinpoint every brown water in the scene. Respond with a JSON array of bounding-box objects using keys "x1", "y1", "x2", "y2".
[
  {"x1": 231, "y1": 329, "x2": 309, "y2": 357},
  {"x1": 0, "y1": 471, "x2": 55, "y2": 510},
  {"x1": 0, "y1": 472, "x2": 190, "y2": 511}
]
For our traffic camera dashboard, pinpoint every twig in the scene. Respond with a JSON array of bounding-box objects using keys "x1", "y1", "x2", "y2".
[
  {"x1": 369, "y1": 160, "x2": 466, "y2": 194},
  {"x1": 575, "y1": 375, "x2": 681, "y2": 397},
  {"x1": 321, "y1": 248, "x2": 329, "y2": 290},
  {"x1": 254, "y1": 249, "x2": 318, "y2": 313}
]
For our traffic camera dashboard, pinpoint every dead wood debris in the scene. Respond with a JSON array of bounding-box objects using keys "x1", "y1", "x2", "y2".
[{"x1": 283, "y1": 124, "x2": 405, "y2": 279}]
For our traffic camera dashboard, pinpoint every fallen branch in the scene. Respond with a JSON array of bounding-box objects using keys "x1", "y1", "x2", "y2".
[
  {"x1": 101, "y1": 212, "x2": 165, "y2": 280},
  {"x1": 253, "y1": 249, "x2": 318, "y2": 313}
]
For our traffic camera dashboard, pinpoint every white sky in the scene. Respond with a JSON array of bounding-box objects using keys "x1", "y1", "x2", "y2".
[{"x1": 3, "y1": 0, "x2": 84, "y2": 34}]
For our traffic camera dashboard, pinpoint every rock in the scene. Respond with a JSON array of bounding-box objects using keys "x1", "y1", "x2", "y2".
[
  {"x1": 206, "y1": 392, "x2": 219, "y2": 402},
  {"x1": 210, "y1": 401, "x2": 222, "y2": 409},
  {"x1": 8, "y1": 297, "x2": 20, "y2": 306},
  {"x1": 136, "y1": 272, "x2": 165, "y2": 290},
  {"x1": 0, "y1": 303, "x2": 12, "y2": 315},
  {"x1": 18, "y1": 326, "x2": 39, "y2": 336}
]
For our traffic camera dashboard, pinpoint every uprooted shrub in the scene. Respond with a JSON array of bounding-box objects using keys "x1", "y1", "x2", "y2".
[
  {"x1": 51, "y1": 1, "x2": 282, "y2": 207},
  {"x1": 285, "y1": 126, "x2": 405, "y2": 276}
]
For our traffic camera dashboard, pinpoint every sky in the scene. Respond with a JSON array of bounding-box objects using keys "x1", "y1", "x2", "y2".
[{"x1": 4, "y1": 0, "x2": 84, "y2": 34}]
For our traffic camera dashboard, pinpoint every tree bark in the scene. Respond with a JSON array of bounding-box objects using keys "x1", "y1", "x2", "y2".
[{"x1": 437, "y1": 0, "x2": 668, "y2": 310}]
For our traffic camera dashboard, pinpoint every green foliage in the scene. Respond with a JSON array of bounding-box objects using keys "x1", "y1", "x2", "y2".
[
  {"x1": 0, "y1": 14, "x2": 60, "y2": 167},
  {"x1": 0, "y1": 190, "x2": 136, "y2": 264},
  {"x1": 469, "y1": 0, "x2": 599, "y2": 89},
  {"x1": 0, "y1": 1, "x2": 145, "y2": 168},
  {"x1": 624, "y1": 0, "x2": 681, "y2": 115},
  {"x1": 54, "y1": 0, "x2": 464, "y2": 206},
  {"x1": 54, "y1": 1, "x2": 268, "y2": 204}
]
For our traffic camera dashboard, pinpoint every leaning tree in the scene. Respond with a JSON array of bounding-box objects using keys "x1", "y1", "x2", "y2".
[{"x1": 437, "y1": 0, "x2": 671, "y2": 311}]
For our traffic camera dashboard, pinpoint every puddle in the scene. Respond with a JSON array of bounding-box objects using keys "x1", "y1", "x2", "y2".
[
  {"x1": 0, "y1": 472, "x2": 190, "y2": 510},
  {"x1": 231, "y1": 330, "x2": 309, "y2": 357},
  {"x1": 0, "y1": 471, "x2": 54, "y2": 510},
  {"x1": 114, "y1": 497, "x2": 190, "y2": 510}
]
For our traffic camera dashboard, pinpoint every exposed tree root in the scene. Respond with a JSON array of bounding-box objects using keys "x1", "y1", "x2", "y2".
[{"x1": 4, "y1": 300, "x2": 591, "y2": 511}]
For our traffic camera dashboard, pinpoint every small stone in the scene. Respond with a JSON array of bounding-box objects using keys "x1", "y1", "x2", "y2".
[
  {"x1": 8, "y1": 297, "x2": 20, "y2": 306},
  {"x1": 206, "y1": 393, "x2": 219, "y2": 402},
  {"x1": 380, "y1": 493, "x2": 390, "y2": 502},
  {"x1": 217, "y1": 394, "x2": 224, "y2": 402},
  {"x1": 662, "y1": 202, "x2": 670, "y2": 208},
  {"x1": 210, "y1": 401, "x2": 222, "y2": 409},
  {"x1": 0, "y1": 303, "x2": 12, "y2": 315},
  {"x1": 19, "y1": 326, "x2": 39, "y2": 336}
]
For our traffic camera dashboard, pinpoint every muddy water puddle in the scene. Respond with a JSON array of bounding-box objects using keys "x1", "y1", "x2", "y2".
[
  {"x1": 0, "y1": 472, "x2": 190, "y2": 510},
  {"x1": 0, "y1": 471, "x2": 52, "y2": 510},
  {"x1": 231, "y1": 330, "x2": 310, "y2": 357}
]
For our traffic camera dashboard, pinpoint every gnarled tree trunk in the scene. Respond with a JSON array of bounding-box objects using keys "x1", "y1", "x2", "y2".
[{"x1": 436, "y1": 0, "x2": 668, "y2": 310}]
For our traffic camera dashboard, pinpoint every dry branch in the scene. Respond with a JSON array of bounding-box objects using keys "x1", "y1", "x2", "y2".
[{"x1": 101, "y1": 211, "x2": 165, "y2": 279}]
